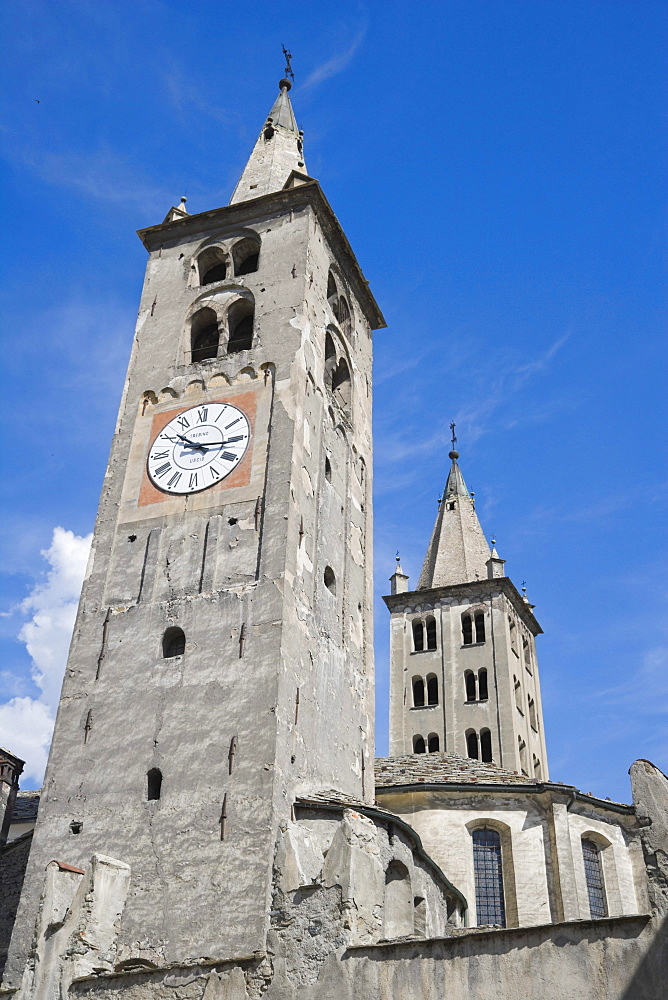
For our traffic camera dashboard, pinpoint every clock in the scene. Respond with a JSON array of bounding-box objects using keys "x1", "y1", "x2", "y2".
[{"x1": 147, "y1": 402, "x2": 251, "y2": 495}]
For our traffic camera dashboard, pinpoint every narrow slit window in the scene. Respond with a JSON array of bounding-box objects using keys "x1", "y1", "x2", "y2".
[
  {"x1": 324, "y1": 566, "x2": 336, "y2": 594},
  {"x1": 462, "y1": 614, "x2": 473, "y2": 645},
  {"x1": 472, "y1": 828, "x2": 506, "y2": 927},
  {"x1": 514, "y1": 677, "x2": 522, "y2": 712},
  {"x1": 426, "y1": 674, "x2": 438, "y2": 706},
  {"x1": 475, "y1": 612, "x2": 486, "y2": 643},
  {"x1": 426, "y1": 616, "x2": 437, "y2": 650},
  {"x1": 478, "y1": 668, "x2": 489, "y2": 701},
  {"x1": 412, "y1": 676, "x2": 425, "y2": 708},
  {"x1": 412, "y1": 619, "x2": 424, "y2": 652},
  {"x1": 163, "y1": 627, "x2": 185, "y2": 658},
  {"x1": 413, "y1": 735, "x2": 426, "y2": 754},
  {"x1": 465, "y1": 671, "x2": 477, "y2": 702},
  {"x1": 533, "y1": 755, "x2": 542, "y2": 779},
  {"x1": 518, "y1": 737, "x2": 528, "y2": 775},
  {"x1": 147, "y1": 768, "x2": 162, "y2": 801},
  {"x1": 582, "y1": 839, "x2": 607, "y2": 918},
  {"x1": 428, "y1": 733, "x2": 440, "y2": 753}
]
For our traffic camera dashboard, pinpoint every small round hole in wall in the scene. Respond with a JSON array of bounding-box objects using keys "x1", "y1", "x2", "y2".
[
  {"x1": 128, "y1": 535, "x2": 137, "y2": 542},
  {"x1": 228, "y1": 518, "x2": 238, "y2": 526}
]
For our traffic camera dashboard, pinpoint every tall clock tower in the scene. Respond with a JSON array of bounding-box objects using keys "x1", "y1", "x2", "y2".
[{"x1": 6, "y1": 78, "x2": 384, "y2": 982}]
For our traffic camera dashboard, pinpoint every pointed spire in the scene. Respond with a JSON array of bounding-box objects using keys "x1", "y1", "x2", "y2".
[
  {"x1": 417, "y1": 436, "x2": 491, "y2": 590},
  {"x1": 229, "y1": 75, "x2": 307, "y2": 206}
]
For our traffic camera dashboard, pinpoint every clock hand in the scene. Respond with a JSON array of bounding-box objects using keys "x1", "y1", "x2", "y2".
[{"x1": 176, "y1": 433, "x2": 206, "y2": 451}]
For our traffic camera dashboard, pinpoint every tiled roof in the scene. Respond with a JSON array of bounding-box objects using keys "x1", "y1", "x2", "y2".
[
  {"x1": 375, "y1": 753, "x2": 539, "y2": 789},
  {"x1": 12, "y1": 789, "x2": 40, "y2": 822}
]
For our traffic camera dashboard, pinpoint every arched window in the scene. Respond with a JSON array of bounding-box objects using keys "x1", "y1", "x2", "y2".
[
  {"x1": 335, "y1": 295, "x2": 352, "y2": 336},
  {"x1": 518, "y1": 737, "x2": 528, "y2": 775},
  {"x1": 428, "y1": 733, "x2": 440, "y2": 753},
  {"x1": 384, "y1": 860, "x2": 413, "y2": 937},
  {"x1": 466, "y1": 730, "x2": 479, "y2": 760},
  {"x1": 514, "y1": 676, "x2": 522, "y2": 712},
  {"x1": 523, "y1": 638, "x2": 532, "y2": 671},
  {"x1": 323, "y1": 566, "x2": 336, "y2": 594},
  {"x1": 582, "y1": 838, "x2": 607, "y2": 918},
  {"x1": 509, "y1": 618, "x2": 518, "y2": 654},
  {"x1": 232, "y1": 237, "x2": 260, "y2": 275},
  {"x1": 412, "y1": 619, "x2": 424, "y2": 652},
  {"x1": 480, "y1": 729, "x2": 493, "y2": 763},
  {"x1": 163, "y1": 627, "x2": 185, "y2": 658},
  {"x1": 413, "y1": 735, "x2": 426, "y2": 754},
  {"x1": 426, "y1": 674, "x2": 438, "y2": 706},
  {"x1": 533, "y1": 754, "x2": 542, "y2": 779},
  {"x1": 327, "y1": 271, "x2": 338, "y2": 305},
  {"x1": 462, "y1": 613, "x2": 473, "y2": 645},
  {"x1": 191, "y1": 307, "x2": 219, "y2": 363},
  {"x1": 425, "y1": 616, "x2": 437, "y2": 650},
  {"x1": 227, "y1": 299, "x2": 254, "y2": 353},
  {"x1": 478, "y1": 668, "x2": 488, "y2": 701},
  {"x1": 197, "y1": 247, "x2": 228, "y2": 285},
  {"x1": 472, "y1": 828, "x2": 506, "y2": 926},
  {"x1": 331, "y1": 356, "x2": 351, "y2": 413},
  {"x1": 147, "y1": 768, "x2": 162, "y2": 801},
  {"x1": 412, "y1": 676, "x2": 425, "y2": 708},
  {"x1": 475, "y1": 612, "x2": 486, "y2": 643},
  {"x1": 528, "y1": 696, "x2": 537, "y2": 730},
  {"x1": 324, "y1": 456, "x2": 332, "y2": 482},
  {"x1": 465, "y1": 671, "x2": 477, "y2": 702}
]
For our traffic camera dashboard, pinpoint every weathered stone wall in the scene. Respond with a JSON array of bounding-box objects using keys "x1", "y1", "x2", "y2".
[{"x1": 0, "y1": 833, "x2": 32, "y2": 979}]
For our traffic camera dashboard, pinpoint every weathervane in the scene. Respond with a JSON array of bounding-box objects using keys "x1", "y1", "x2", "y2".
[
  {"x1": 450, "y1": 422, "x2": 457, "y2": 449},
  {"x1": 282, "y1": 45, "x2": 295, "y2": 82}
]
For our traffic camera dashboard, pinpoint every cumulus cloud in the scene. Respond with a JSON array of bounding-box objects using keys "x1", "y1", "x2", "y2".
[{"x1": 0, "y1": 527, "x2": 92, "y2": 786}]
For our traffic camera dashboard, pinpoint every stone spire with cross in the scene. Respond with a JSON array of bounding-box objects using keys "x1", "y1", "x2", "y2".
[{"x1": 229, "y1": 55, "x2": 307, "y2": 205}]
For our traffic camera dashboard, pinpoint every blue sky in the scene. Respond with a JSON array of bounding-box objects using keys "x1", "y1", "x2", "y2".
[{"x1": 1, "y1": 1, "x2": 666, "y2": 802}]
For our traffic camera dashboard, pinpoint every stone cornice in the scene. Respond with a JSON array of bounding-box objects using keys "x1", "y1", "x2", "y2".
[
  {"x1": 136, "y1": 180, "x2": 386, "y2": 331},
  {"x1": 383, "y1": 577, "x2": 543, "y2": 635}
]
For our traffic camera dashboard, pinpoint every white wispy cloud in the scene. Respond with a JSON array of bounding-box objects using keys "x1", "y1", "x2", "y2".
[
  {"x1": 0, "y1": 527, "x2": 91, "y2": 786},
  {"x1": 301, "y1": 23, "x2": 367, "y2": 93}
]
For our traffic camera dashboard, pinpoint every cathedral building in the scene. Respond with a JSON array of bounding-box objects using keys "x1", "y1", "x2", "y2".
[{"x1": 1, "y1": 75, "x2": 667, "y2": 1000}]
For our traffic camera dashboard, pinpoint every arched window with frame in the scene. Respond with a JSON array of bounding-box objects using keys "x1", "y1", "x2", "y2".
[
  {"x1": 582, "y1": 838, "x2": 607, "y2": 918},
  {"x1": 466, "y1": 729, "x2": 479, "y2": 760},
  {"x1": 412, "y1": 619, "x2": 424, "y2": 652},
  {"x1": 227, "y1": 298, "x2": 254, "y2": 353},
  {"x1": 528, "y1": 695, "x2": 537, "y2": 730},
  {"x1": 518, "y1": 737, "x2": 528, "y2": 775},
  {"x1": 191, "y1": 307, "x2": 219, "y2": 363},
  {"x1": 425, "y1": 616, "x2": 437, "y2": 650},
  {"x1": 480, "y1": 729, "x2": 493, "y2": 763},
  {"x1": 472, "y1": 828, "x2": 506, "y2": 927},
  {"x1": 384, "y1": 860, "x2": 413, "y2": 938},
  {"x1": 465, "y1": 671, "x2": 477, "y2": 702},
  {"x1": 533, "y1": 754, "x2": 542, "y2": 779},
  {"x1": 163, "y1": 627, "x2": 185, "y2": 658},
  {"x1": 426, "y1": 673, "x2": 438, "y2": 705},
  {"x1": 197, "y1": 247, "x2": 228, "y2": 285},
  {"x1": 462, "y1": 613, "x2": 473, "y2": 645},
  {"x1": 478, "y1": 668, "x2": 488, "y2": 701},
  {"x1": 413, "y1": 735, "x2": 426, "y2": 754},
  {"x1": 335, "y1": 295, "x2": 352, "y2": 337},
  {"x1": 412, "y1": 676, "x2": 425, "y2": 707},
  {"x1": 475, "y1": 612, "x2": 486, "y2": 643},
  {"x1": 428, "y1": 733, "x2": 440, "y2": 753}
]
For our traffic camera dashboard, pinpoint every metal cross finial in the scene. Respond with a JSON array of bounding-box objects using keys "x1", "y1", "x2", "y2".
[
  {"x1": 282, "y1": 44, "x2": 295, "y2": 81},
  {"x1": 450, "y1": 422, "x2": 457, "y2": 449}
]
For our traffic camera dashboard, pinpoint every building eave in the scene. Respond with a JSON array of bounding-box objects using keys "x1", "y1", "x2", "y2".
[
  {"x1": 375, "y1": 781, "x2": 635, "y2": 816},
  {"x1": 137, "y1": 180, "x2": 386, "y2": 331},
  {"x1": 383, "y1": 577, "x2": 543, "y2": 635}
]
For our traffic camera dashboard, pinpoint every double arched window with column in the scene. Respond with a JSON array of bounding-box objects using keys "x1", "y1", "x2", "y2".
[
  {"x1": 462, "y1": 611, "x2": 486, "y2": 645},
  {"x1": 466, "y1": 728, "x2": 493, "y2": 763},
  {"x1": 189, "y1": 295, "x2": 255, "y2": 363},
  {"x1": 411, "y1": 615, "x2": 437, "y2": 652},
  {"x1": 412, "y1": 673, "x2": 439, "y2": 707}
]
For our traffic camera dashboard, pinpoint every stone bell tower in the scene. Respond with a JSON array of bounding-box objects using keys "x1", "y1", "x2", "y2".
[
  {"x1": 6, "y1": 77, "x2": 384, "y2": 986},
  {"x1": 384, "y1": 440, "x2": 549, "y2": 779}
]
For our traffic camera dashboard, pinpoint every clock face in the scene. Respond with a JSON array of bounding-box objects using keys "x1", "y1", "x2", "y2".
[{"x1": 147, "y1": 402, "x2": 251, "y2": 494}]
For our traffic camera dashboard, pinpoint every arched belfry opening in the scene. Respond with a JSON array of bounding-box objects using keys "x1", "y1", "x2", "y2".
[
  {"x1": 197, "y1": 247, "x2": 228, "y2": 285},
  {"x1": 232, "y1": 237, "x2": 260, "y2": 276},
  {"x1": 191, "y1": 308, "x2": 219, "y2": 363},
  {"x1": 227, "y1": 298, "x2": 254, "y2": 353}
]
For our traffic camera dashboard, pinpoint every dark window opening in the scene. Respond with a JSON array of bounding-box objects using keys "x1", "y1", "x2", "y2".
[
  {"x1": 163, "y1": 627, "x2": 185, "y2": 658},
  {"x1": 428, "y1": 733, "x2": 440, "y2": 753},
  {"x1": 70, "y1": 821, "x2": 82, "y2": 835},
  {"x1": 232, "y1": 238, "x2": 260, "y2": 276},
  {"x1": 147, "y1": 768, "x2": 163, "y2": 801},
  {"x1": 191, "y1": 307, "x2": 219, "y2": 363},
  {"x1": 412, "y1": 676, "x2": 425, "y2": 707},
  {"x1": 327, "y1": 272, "x2": 338, "y2": 301},
  {"x1": 412, "y1": 619, "x2": 424, "y2": 652},
  {"x1": 202, "y1": 261, "x2": 227, "y2": 284},
  {"x1": 473, "y1": 828, "x2": 506, "y2": 926},
  {"x1": 324, "y1": 566, "x2": 336, "y2": 594},
  {"x1": 466, "y1": 730, "x2": 479, "y2": 760},
  {"x1": 227, "y1": 300, "x2": 254, "y2": 353},
  {"x1": 465, "y1": 671, "x2": 477, "y2": 702},
  {"x1": 475, "y1": 612, "x2": 486, "y2": 643},
  {"x1": 324, "y1": 456, "x2": 332, "y2": 482},
  {"x1": 480, "y1": 729, "x2": 493, "y2": 762},
  {"x1": 413, "y1": 735, "x2": 426, "y2": 754},
  {"x1": 325, "y1": 331, "x2": 336, "y2": 379},
  {"x1": 331, "y1": 356, "x2": 351, "y2": 413},
  {"x1": 427, "y1": 674, "x2": 438, "y2": 706},
  {"x1": 478, "y1": 668, "x2": 489, "y2": 701},
  {"x1": 197, "y1": 247, "x2": 228, "y2": 286},
  {"x1": 582, "y1": 839, "x2": 607, "y2": 918},
  {"x1": 462, "y1": 614, "x2": 473, "y2": 645},
  {"x1": 426, "y1": 616, "x2": 437, "y2": 650},
  {"x1": 335, "y1": 295, "x2": 352, "y2": 336}
]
